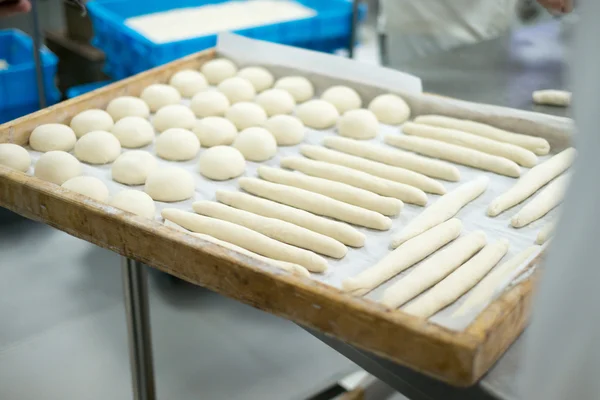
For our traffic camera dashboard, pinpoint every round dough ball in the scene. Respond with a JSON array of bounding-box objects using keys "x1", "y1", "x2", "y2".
[
  {"x1": 263, "y1": 115, "x2": 305, "y2": 146},
  {"x1": 337, "y1": 109, "x2": 379, "y2": 140},
  {"x1": 34, "y1": 151, "x2": 82, "y2": 184},
  {"x1": 112, "y1": 151, "x2": 157, "y2": 185},
  {"x1": 368, "y1": 94, "x2": 411, "y2": 125},
  {"x1": 74, "y1": 130, "x2": 121, "y2": 164},
  {"x1": 296, "y1": 99, "x2": 340, "y2": 129},
  {"x1": 29, "y1": 124, "x2": 77, "y2": 152},
  {"x1": 321, "y1": 86, "x2": 362, "y2": 114},
  {"x1": 237, "y1": 66, "x2": 274, "y2": 92},
  {"x1": 145, "y1": 167, "x2": 195, "y2": 202},
  {"x1": 169, "y1": 69, "x2": 208, "y2": 98},
  {"x1": 190, "y1": 91, "x2": 230, "y2": 118},
  {"x1": 193, "y1": 117, "x2": 237, "y2": 147},
  {"x1": 61, "y1": 176, "x2": 109, "y2": 202},
  {"x1": 217, "y1": 76, "x2": 256, "y2": 104},
  {"x1": 106, "y1": 96, "x2": 150, "y2": 121},
  {"x1": 225, "y1": 102, "x2": 268, "y2": 130},
  {"x1": 274, "y1": 76, "x2": 314, "y2": 102},
  {"x1": 0, "y1": 143, "x2": 30, "y2": 172},
  {"x1": 198, "y1": 146, "x2": 246, "y2": 181},
  {"x1": 110, "y1": 190, "x2": 156, "y2": 219},
  {"x1": 140, "y1": 84, "x2": 182, "y2": 112},
  {"x1": 201, "y1": 58, "x2": 238, "y2": 85},
  {"x1": 255, "y1": 89, "x2": 296, "y2": 116},
  {"x1": 152, "y1": 104, "x2": 196, "y2": 133},
  {"x1": 111, "y1": 116, "x2": 155, "y2": 148},
  {"x1": 70, "y1": 109, "x2": 114, "y2": 138},
  {"x1": 233, "y1": 127, "x2": 277, "y2": 162},
  {"x1": 155, "y1": 128, "x2": 200, "y2": 161}
]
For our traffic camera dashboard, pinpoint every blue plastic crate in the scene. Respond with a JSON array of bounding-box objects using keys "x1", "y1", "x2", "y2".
[
  {"x1": 66, "y1": 80, "x2": 114, "y2": 99},
  {"x1": 0, "y1": 91, "x2": 62, "y2": 124},
  {"x1": 87, "y1": 0, "x2": 366, "y2": 80}
]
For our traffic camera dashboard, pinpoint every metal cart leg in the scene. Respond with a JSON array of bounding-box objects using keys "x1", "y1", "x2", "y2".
[
  {"x1": 122, "y1": 257, "x2": 157, "y2": 400},
  {"x1": 348, "y1": 0, "x2": 361, "y2": 58},
  {"x1": 29, "y1": 0, "x2": 46, "y2": 108}
]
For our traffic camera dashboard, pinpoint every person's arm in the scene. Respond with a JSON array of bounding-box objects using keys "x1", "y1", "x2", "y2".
[
  {"x1": 537, "y1": 0, "x2": 574, "y2": 13},
  {"x1": 0, "y1": 0, "x2": 30, "y2": 18}
]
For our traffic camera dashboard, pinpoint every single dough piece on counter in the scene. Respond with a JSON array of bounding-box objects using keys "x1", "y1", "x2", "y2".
[
  {"x1": 258, "y1": 166, "x2": 402, "y2": 216},
  {"x1": 145, "y1": 167, "x2": 195, "y2": 202},
  {"x1": 198, "y1": 146, "x2": 246, "y2": 181},
  {"x1": 381, "y1": 231, "x2": 487, "y2": 309},
  {"x1": 155, "y1": 128, "x2": 200, "y2": 161},
  {"x1": 216, "y1": 190, "x2": 365, "y2": 247},
  {"x1": 321, "y1": 86, "x2": 362, "y2": 114},
  {"x1": 323, "y1": 136, "x2": 460, "y2": 181},
  {"x1": 29, "y1": 124, "x2": 77, "y2": 152},
  {"x1": 301, "y1": 145, "x2": 445, "y2": 195},
  {"x1": 403, "y1": 239, "x2": 509, "y2": 318},
  {"x1": 343, "y1": 219, "x2": 463, "y2": 296},
  {"x1": 111, "y1": 151, "x2": 157, "y2": 185},
  {"x1": 237, "y1": 66, "x2": 274, "y2": 92},
  {"x1": 511, "y1": 174, "x2": 569, "y2": 228},
  {"x1": 74, "y1": 130, "x2": 121, "y2": 164},
  {"x1": 61, "y1": 176, "x2": 109, "y2": 202},
  {"x1": 488, "y1": 147, "x2": 576, "y2": 216},
  {"x1": 70, "y1": 109, "x2": 114, "y2": 138},
  {"x1": 34, "y1": 151, "x2": 82, "y2": 184},
  {"x1": 225, "y1": 102, "x2": 268, "y2": 130},
  {"x1": 0, "y1": 143, "x2": 31, "y2": 172},
  {"x1": 110, "y1": 190, "x2": 156, "y2": 219},
  {"x1": 169, "y1": 69, "x2": 208, "y2": 98},
  {"x1": 140, "y1": 84, "x2": 182, "y2": 112},
  {"x1": 111, "y1": 116, "x2": 155, "y2": 148},
  {"x1": 162, "y1": 208, "x2": 328, "y2": 272},
  {"x1": 281, "y1": 157, "x2": 427, "y2": 205},
  {"x1": 233, "y1": 127, "x2": 277, "y2": 162},
  {"x1": 532, "y1": 89, "x2": 571, "y2": 107},
  {"x1": 390, "y1": 177, "x2": 489, "y2": 248},
  {"x1": 255, "y1": 89, "x2": 296, "y2": 116},
  {"x1": 193, "y1": 117, "x2": 237, "y2": 147},
  {"x1": 218, "y1": 76, "x2": 256, "y2": 104},
  {"x1": 190, "y1": 91, "x2": 230, "y2": 118},
  {"x1": 385, "y1": 134, "x2": 521, "y2": 178},
  {"x1": 337, "y1": 109, "x2": 378, "y2": 140},
  {"x1": 263, "y1": 115, "x2": 305, "y2": 146},
  {"x1": 296, "y1": 99, "x2": 340, "y2": 130},
  {"x1": 201, "y1": 58, "x2": 238, "y2": 85},
  {"x1": 274, "y1": 76, "x2": 314, "y2": 102},
  {"x1": 368, "y1": 94, "x2": 410, "y2": 125},
  {"x1": 192, "y1": 201, "x2": 347, "y2": 259},
  {"x1": 106, "y1": 96, "x2": 150, "y2": 121},
  {"x1": 536, "y1": 221, "x2": 555, "y2": 245},
  {"x1": 403, "y1": 122, "x2": 538, "y2": 168},
  {"x1": 414, "y1": 115, "x2": 550, "y2": 156},
  {"x1": 152, "y1": 104, "x2": 196, "y2": 132}
]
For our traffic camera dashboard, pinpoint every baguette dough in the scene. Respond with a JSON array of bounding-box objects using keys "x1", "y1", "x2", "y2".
[
  {"x1": 511, "y1": 174, "x2": 569, "y2": 228},
  {"x1": 258, "y1": 166, "x2": 403, "y2": 216},
  {"x1": 413, "y1": 115, "x2": 550, "y2": 156},
  {"x1": 161, "y1": 208, "x2": 328, "y2": 272},
  {"x1": 536, "y1": 221, "x2": 555, "y2": 245},
  {"x1": 403, "y1": 239, "x2": 509, "y2": 318},
  {"x1": 488, "y1": 148, "x2": 576, "y2": 216},
  {"x1": 342, "y1": 219, "x2": 463, "y2": 296},
  {"x1": 301, "y1": 145, "x2": 446, "y2": 195},
  {"x1": 216, "y1": 190, "x2": 365, "y2": 247},
  {"x1": 532, "y1": 89, "x2": 571, "y2": 107},
  {"x1": 192, "y1": 201, "x2": 347, "y2": 258},
  {"x1": 381, "y1": 232, "x2": 487, "y2": 309},
  {"x1": 385, "y1": 135, "x2": 521, "y2": 178},
  {"x1": 239, "y1": 178, "x2": 392, "y2": 230}
]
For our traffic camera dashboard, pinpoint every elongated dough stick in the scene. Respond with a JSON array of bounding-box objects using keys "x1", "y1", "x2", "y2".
[
  {"x1": 453, "y1": 245, "x2": 540, "y2": 316},
  {"x1": 381, "y1": 232, "x2": 487, "y2": 309},
  {"x1": 162, "y1": 209, "x2": 328, "y2": 272},
  {"x1": 413, "y1": 115, "x2": 550, "y2": 155},
  {"x1": 511, "y1": 174, "x2": 569, "y2": 228},
  {"x1": 300, "y1": 145, "x2": 446, "y2": 195},
  {"x1": 342, "y1": 219, "x2": 463, "y2": 296},
  {"x1": 532, "y1": 90, "x2": 571, "y2": 107},
  {"x1": 281, "y1": 157, "x2": 427, "y2": 205},
  {"x1": 385, "y1": 134, "x2": 521, "y2": 178},
  {"x1": 239, "y1": 178, "x2": 391, "y2": 230},
  {"x1": 404, "y1": 239, "x2": 509, "y2": 318},
  {"x1": 488, "y1": 148, "x2": 576, "y2": 216},
  {"x1": 390, "y1": 177, "x2": 489, "y2": 248},
  {"x1": 164, "y1": 219, "x2": 310, "y2": 277},
  {"x1": 403, "y1": 122, "x2": 538, "y2": 167},
  {"x1": 258, "y1": 166, "x2": 403, "y2": 216},
  {"x1": 322, "y1": 136, "x2": 460, "y2": 181},
  {"x1": 536, "y1": 221, "x2": 556, "y2": 245},
  {"x1": 192, "y1": 201, "x2": 347, "y2": 258}
]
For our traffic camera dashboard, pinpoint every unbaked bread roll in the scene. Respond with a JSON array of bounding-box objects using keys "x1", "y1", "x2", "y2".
[
  {"x1": 201, "y1": 58, "x2": 237, "y2": 85},
  {"x1": 0, "y1": 143, "x2": 31, "y2": 172},
  {"x1": 145, "y1": 167, "x2": 195, "y2": 202},
  {"x1": 263, "y1": 115, "x2": 305, "y2": 146},
  {"x1": 111, "y1": 116, "x2": 155, "y2": 148},
  {"x1": 274, "y1": 76, "x2": 314, "y2": 102},
  {"x1": 255, "y1": 89, "x2": 296, "y2": 116},
  {"x1": 106, "y1": 96, "x2": 150, "y2": 121},
  {"x1": 190, "y1": 91, "x2": 230, "y2": 118},
  {"x1": 218, "y1": 76, "x2": 256, "y2": 104},
  {"x1": 296, "y1": 100, "x2": 339, "y2": 130},
  {"x1": 337, "y1": 109, "x2": 378, "y2": 140},
  {"x1": 152, "y1": 104, "x2": 196, "y2": 132},
  {"x1": 34, "y1": 151, "x2": 82, "y2": 184},
  {"x1": 61, "y1": 176, "x2": 109, "y2": 202},
  {"x1": 140, "y1": 84, "x2": 182, "y2": 112},
  {"x1": 233, "y1": 127, "x2": 277, "y2": 162},
  {"x1": 368, "y1": 94, "x2": 410, "y2": 125},
  {"x1": 29, "y1": 124, "x2": 77, "y2": 152},
  {"x1": 111, "y1": 151, "x2": 157, "y2": 185},
  {"x1": 74, "y1": 130, "x2": 121, "y2": 164},
  {"x1": 169, "y1": 69, "x2": 208, "y2": 97},
  {"x1": 237, "y1": 66, "x2": 274, "y2": 92},
  {"x1": 155, "y1": 128, "x2": 200, "y2": 161},
  {"x1": 198, "y1": 146, "x2": 246, "y2": 181},
  {"x1": 70, "y1": 109, "x2": 114, "y2": 138},
  {"x1": 225, "y1": 102, "x2": 268, "y2": 130},
  {"x1": 321, "y1": 86, "x2": 362, "y2": 114},
  {"x1": 110, "y1": 190, "x2": 156, "y2": 219},
  {"x1": 193, "y1": 117, "x2": 237, "y2": 147}
]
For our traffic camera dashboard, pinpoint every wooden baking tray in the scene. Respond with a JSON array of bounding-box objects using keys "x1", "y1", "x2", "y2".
[{"x1": 0, "y1": 48, "x2": 544, "y2": 387}]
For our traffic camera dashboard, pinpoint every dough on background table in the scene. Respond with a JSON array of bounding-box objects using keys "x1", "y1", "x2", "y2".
[
  {"x1": 34, "y1": 151, "x2": 82, "y2": 185},
  {"x1": 511, "y1": 174, "x2": 569, "y2": 228},
  {"x1": 488, "y1": 147, "x2": 576, "y2": 217},
  {"x1": 225, "y1": 102, "x2": 268, "y2": 131},
  {"x1": 70, "y1": 109, "x2": 114, "y2": 138},
  {"x1": 536, "y1": 221, "x2": 556, "y2": 245},
  {"x1": 336, "y1": 109, "x2": 379, "y2": 140},
  {"x1": 29, "y1": 124, "x2": 77, "y2": 152},
  {"x1": 61, "y1": 176, "x2": 109, "y2": 202},
  {"x1": 152, "y1": 104, "x2": 196, "y2": 132},
  {"x1": 532, "y1": 89, "x2": 571, "y2": 107},
  {"x1": 111, "y1": 151, "x2": 157, "y2": 185},
  {"x1": 321, "y1": 85, "x2": 362, "y2": 114},
  {"x1": 105, "y1": 96, "x2": 150, "y2": 121},
  {"x1": 295, "y1": 100, "x2": 339, "y2": 130},
  {"x1": 140, "y1": 84, "x2": 182, "y2": 112},
  {"x1": 342, "y1": 218, "x2": 463, "y2": 296},
  {"x1": 161, "y1": 208, "x2": 328, "y2": 272},
  {"x1": 155, "y1": 128, "x2": 200, "y2": 161},
  {"x1": 233, "y1": 127, "x2": 277, "y2": 162},
  {"x1": 0, "y1": 143, "x2": 31, "y2": 172},
  {"x1": 273, "y1": 76, "x2": 314, "y2": 103},
  {"x1": 74, "y1": 130, "x2": 121, "y2": 165},
  {"x1": 390, "y1": 176, "x2": 489, "y2": 249},
  {"x1": 201, "y1": 58, "x2": 238, "y2": 85},
  {"x1": 190, "y1": 91, "x2": 230, "y2": 118},
  {"x1": 255, "y1": 89, "x2": 296, "y2": 116},
  {"x1": 168, "y1": 69, "x2": 208, "y2": 98},
  {"x1": 109, "y1": 190, "x2": 156, "y2": 219},
  {"x1": 217, "y1": 76, "x2": 256, "y2": 104},
  {"x1": 368, "y1": 94, "x2": 411, "y2": 125},
  {"x1": 111, "y1": 116, "x2": 155, "y2": 148},
  {"x1": 193, "y1": 117, "x2": 238, "y2": 147},
  {"x1": 263, "y1": 115, "x2": 305, "y2": 146},
  {"x1": 237, "y1": 66, "x2": 274, "y2": 92},
  {"x1": 198, "y1": 146, "x2": 246, "y2": 181},
  {"x1": 192, "y1": 201, "x2": 347, "y2": 259},
  {"x1": 145, "y1": 167, "x2": 195, "y2": 202}
]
